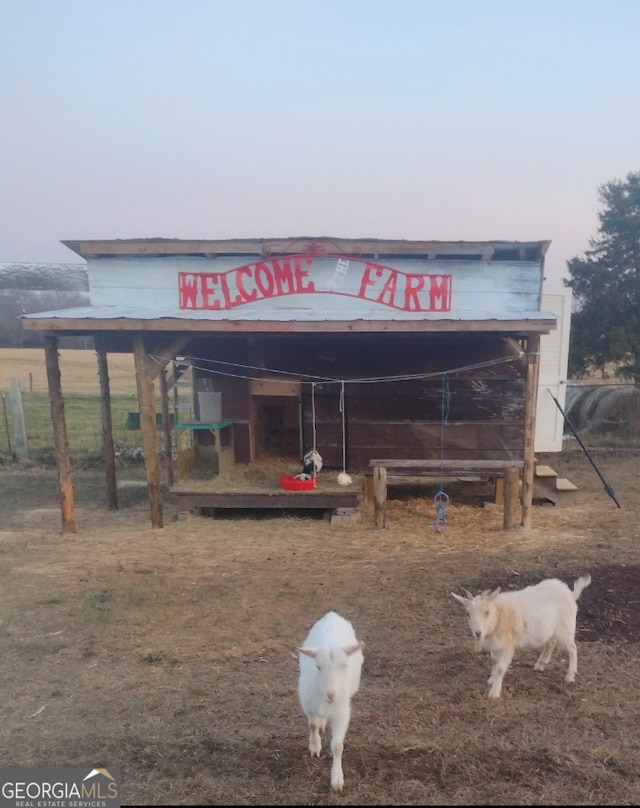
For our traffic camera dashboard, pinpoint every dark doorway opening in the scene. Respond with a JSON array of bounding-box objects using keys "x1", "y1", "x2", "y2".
[{"x1": 253, "y1": 395, "x2": 301, "y2": 460}]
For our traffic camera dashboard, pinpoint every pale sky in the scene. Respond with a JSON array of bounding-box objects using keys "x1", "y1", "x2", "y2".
[{"x1": 1, "y1": 0, "x2": 639, "y2": 287}]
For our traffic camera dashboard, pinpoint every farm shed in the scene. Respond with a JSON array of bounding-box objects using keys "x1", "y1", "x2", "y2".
[{"x1": 22, "y1": 236, "x2": 558, "y2": 532}]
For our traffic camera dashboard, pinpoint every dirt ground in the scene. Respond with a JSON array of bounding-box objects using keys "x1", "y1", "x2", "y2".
[{"x1": 1, "y1": 446, "x2": 639, "y2": 805}]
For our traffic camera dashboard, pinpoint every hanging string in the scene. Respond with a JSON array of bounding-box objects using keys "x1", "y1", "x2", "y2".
[
  {"x1": 311, "y1": 381, "x2": 319, "y2": 481},
  {"x1": 154, "y1": 352, "x2": 524, "y2": 387},
  {"x1": 434, "y1": 373, "x2": 451, "y2": 533},
  {"x1": 340, "y1": 382, "x2": 347, "y2": 472},
  {"x1": 311, "y1": 381, "x2": 318, "y2": 454},
  {"x1": 337, "y1": 381, "x2": 352, "y2": 485},
  {"x1": 309, "y1": 382, "x2": 319, "y2": 486}
]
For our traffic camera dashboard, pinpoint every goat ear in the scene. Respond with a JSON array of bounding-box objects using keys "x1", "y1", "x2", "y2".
[
  {"x1": 463, "y1": 589, "x2": 474, "y2": 599},
  {"x1": 451, "y1": 592, "x2": 467, "y2": 604},
  {"x1": 297, "y1": 646, "x2": 317, "y2": 659},
  {"x1": 345, "y1": 641, "x2": 364, "y2": 656},
  {"x1": 488, "y1": 587, "x2": 501, "y2": 599}
]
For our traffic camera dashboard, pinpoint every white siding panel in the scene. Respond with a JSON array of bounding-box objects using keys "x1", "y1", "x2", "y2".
[
  {"x1": 86, "y1": 255, "x2": 543, "y2": 319},
  {"x1": 535, "y1": 287, "x2": 572, "y2": 453}
]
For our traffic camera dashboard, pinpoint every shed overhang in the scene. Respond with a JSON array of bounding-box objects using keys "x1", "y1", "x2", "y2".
[
  {"x1": 22, "y1": 311, "x2": 557, "y2": 337},
  {"x1": 61, "y1": 237, "x2": 551, "y2": 262}
]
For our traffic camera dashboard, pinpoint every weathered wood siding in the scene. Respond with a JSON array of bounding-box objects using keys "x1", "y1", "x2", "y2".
[
  {"x1": 86, "y1": 254, "x2": 543, "y2": 320},
  {"x1": 194, "y1": 333, "x2": 525, "y2": 470}
]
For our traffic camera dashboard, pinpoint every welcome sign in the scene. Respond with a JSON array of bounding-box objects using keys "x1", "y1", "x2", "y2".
[{"x1": 178, "y1": 254, "x2": 452, "y2": 313}]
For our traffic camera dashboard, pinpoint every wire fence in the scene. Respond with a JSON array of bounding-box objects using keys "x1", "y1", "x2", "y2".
[{"x1": 0, "y1": 389, "x2": 161, "y2": 464}]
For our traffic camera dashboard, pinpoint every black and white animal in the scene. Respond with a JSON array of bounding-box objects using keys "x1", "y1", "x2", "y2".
[{"x1": 294, "y1": 449, "x2": 323, "y2": 481}]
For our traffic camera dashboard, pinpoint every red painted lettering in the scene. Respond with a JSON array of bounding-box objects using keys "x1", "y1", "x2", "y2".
[
  {"x1": 403, "y1": 274, "x2": 425, "y2": 311},
  {"x1": 293, "y1": 256, "x2": 315, "y2": 293},
  {"x1": 179, "y1": 258, "x2": 451, "y2": 313},
  {"x1": 203, "y1": 274, "x2": 222, "y2": 310},
  {"x1": 254, "y1": 262, "x2": 274, "y2": 297},
  {"x1": 178, "y1": 273, "x2": 198, "y2": 308},
  {"x1": 376, "y1": 269, "x2": 399, "y2": 307},
  {"x1": 271, "y1": 259, "x2": 296, "y2": 295},
  {"x1": 357, "y1": 263, "x2": 383, "y2": 298},
  {"x1": 220, "y1": 272, "x2": 240, "y2": 308},
  {"x1": 429, "y1": 275, "x2": 451, "y2": 310},
  {"x1": 236, "y1": 266, "x2": 257, "y2": 302}
]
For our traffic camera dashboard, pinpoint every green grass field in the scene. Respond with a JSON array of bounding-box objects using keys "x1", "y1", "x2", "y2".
[{"x1": 0, "y1": 348, "x2": 158, "y2": 462}]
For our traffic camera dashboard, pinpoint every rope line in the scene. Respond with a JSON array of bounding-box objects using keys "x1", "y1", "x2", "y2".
[
  {"x1": 156, "y1": 352, "x2": 525, "y2": 387},
  {"x1": 340, "y1": 380, "x2": 347, "y2": 474},
  {"x1": 434, "y1": 372, "x2": 451, "y2": 533},
  {"x1": 311, "y1": 381, "x2": 318, "y2": 454}
]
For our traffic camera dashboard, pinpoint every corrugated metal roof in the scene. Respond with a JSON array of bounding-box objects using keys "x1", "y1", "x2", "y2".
[
  {"x1": 23, "y1": 305, "x2": 557, "y2": 323},
  {"x1": 61, "y1": 236, "x2": 551, "y2": 262}
]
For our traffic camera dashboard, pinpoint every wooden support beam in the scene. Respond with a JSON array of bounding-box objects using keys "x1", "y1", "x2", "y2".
[
  {"x1": 146, "y1": 336, "x2": 191, "y2": 381},
  {"x1": 503, "y1": 336, "x2": 527, "y2": 371},
  {"x1": 369, "y1": 459, "x2": 524, "y2": 531},
  {"x1": 503, "y1": 466, "x2": 521, "y2": 531},
  {"x1": 43, "y1": 336, "x2": 76, "y2": 533},
  {"x1": 362, "y1": 474, "x2": 373, "y2": 504},
  {"x1": 97, "y1": 350, "x2": 118, "y2": 509},
  {"x1": 521, "y1": 335, "x2": 541, "y2": 530},
  {"x1": 22, "y1": 316, "x2": 558, "y2": 336},
  {"x1": 369, "y1": 459, "x2": 523, "y2": 473},
  {"x1": 159, "y1": 368, "x2": 174, "y2": 488},
  {"x1": 133, "y1": 336, "x2": 163, "y2": 528},
  {"x1": 373, "y1": 466, "x2": 387, "y2": 529}
]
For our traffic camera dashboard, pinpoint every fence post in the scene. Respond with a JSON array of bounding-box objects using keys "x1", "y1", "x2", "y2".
[
  {"x1": 373, "y1": 465, "x2": 387, "y2": 529},
  {"x1": 2, "y1": 393, "x2": 13, "y2": 455},
  {"x1": 9, "y1": 378, "x2": 28, "y2": 459}
]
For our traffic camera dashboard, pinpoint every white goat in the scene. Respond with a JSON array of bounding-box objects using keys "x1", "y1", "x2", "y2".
[
  {"x1": 452, "y1": 574, "x2": 591, "y2": 699},
  {"x1": 297, "y1": 611, "x2": 364, "y2": 791},
  {"x1": 294, "y1": 449, "x2": 323, "y2": 481}
]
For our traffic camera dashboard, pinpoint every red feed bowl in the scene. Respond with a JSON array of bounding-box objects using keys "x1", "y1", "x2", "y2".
[{"x1": 278, "y1": 475, "x2": 317, "y2": 491}]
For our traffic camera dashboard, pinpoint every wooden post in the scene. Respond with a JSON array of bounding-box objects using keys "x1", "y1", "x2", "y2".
[
  {"x1": 133, "y1": 337, "x2": 163, "y2": 529},
  {"x1": 97, "y1": 350, "x2": 118, "y2": 510},
  {"x1": 521, "y1": 335, "x2": 541, "y2": 530},
  {"x1": 43, "y1": 336, "x2": 76, "y2": 533},
  {"x1": 159, "y1": 368, "x2": 174, "y2": 487},
  {"x1": 362, "y1": 474, "x2": 373, "y2": 504},
  {"x1": 503, "y1": 466, "x2": 521, "y2": 531},
  {"x1": 9, "y1": 378, "x2": 28, "y2": 459},
  {"x1": 373, "y1": 465, "x2": 387, "y2": 529}
]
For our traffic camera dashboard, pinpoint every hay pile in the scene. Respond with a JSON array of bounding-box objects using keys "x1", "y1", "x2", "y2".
[{"x1": 170, "y1": 456, "x2": 364, "y2": 493}]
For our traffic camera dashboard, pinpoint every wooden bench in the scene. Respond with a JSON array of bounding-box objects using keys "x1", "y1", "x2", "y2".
[{"x1": 367, "y1": 458, "x2": 524, "y2": 530}]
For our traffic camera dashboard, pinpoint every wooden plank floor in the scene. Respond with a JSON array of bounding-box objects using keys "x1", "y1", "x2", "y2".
[
  {"x1": 168, "y1": 466, "x2": 364, "y2": 513},
  {"x1": 169, "y1": 488, "x2": 361, "y2": 511}
]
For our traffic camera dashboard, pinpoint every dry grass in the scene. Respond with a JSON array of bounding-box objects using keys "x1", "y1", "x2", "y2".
[
  {"x1": 0, "y1": 349, "x2": 149, "y2": 461},
  {"x1": 0, "y1": 445, "x2": 639, "y2": 805},
  {"x1": 0, "y1": 347, "x2": 138, "y2": 395}
]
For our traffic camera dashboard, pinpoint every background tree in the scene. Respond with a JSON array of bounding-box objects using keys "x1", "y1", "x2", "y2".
[
  {"x1": 0, "y1": 290, "x2": 90, "y2": 348},
  {"x1": 567, "y1": 170, "x2": 640, "y2": 381},
  {"x1": 0, "y1": 263, "x2": 89, "y2": 348}
]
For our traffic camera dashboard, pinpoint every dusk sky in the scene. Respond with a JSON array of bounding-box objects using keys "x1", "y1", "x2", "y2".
[{"x1": 2, "y1": 0, "x2": 639, "y2": 287}]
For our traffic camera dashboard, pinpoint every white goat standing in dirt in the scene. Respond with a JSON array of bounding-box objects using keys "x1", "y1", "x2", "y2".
[
  {"x1": 297, "y1": 611, "x2": 364, "y2": 791},
  {"x1": 452, "y1": 574, "x2": 591, "y2": 699}
]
